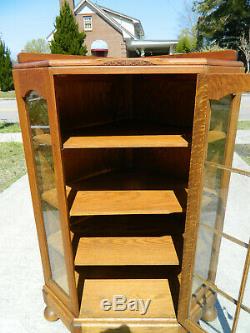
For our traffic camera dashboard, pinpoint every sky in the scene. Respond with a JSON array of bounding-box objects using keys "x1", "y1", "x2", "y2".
[{"x1": 0, "y1": 0, "x2": 193, "y2": 59}]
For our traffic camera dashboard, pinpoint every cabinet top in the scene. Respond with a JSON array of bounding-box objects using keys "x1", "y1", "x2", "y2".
[{"x1": 14, "y1": 50, "x2": 244, "y2": 74}]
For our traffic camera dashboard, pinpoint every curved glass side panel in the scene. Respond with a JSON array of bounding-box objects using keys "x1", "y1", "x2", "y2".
[
  {"x1": 189, "y1": 93, "x2": 250, "y2": 331},
  {"x1": 25, "y1": 91, "x2": 69, "y2": 294},
  {"x1": 207, "y1": 95, "x2": 233, "y2": 165}
]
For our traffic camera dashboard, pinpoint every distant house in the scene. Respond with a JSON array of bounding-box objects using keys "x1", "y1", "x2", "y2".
[{"x1": 50, "y1": 0, "x2": 177, "y2": 57}]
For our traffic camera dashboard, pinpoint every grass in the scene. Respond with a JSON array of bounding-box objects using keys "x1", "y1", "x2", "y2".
[
  {"x1": 0, "y1": 90, "x2": 16, "y2": 99},
  {"x1": 238, "y1": 121, "x2": 250, "y2": 130},
  {"x1": 0, "y1": 122, "x2": 21, "y2": 133},
  {"x1": 235, "y1": 144, "x2": 250, "y2": 166},
  {"x1": 0, "y1": 142, "x2": 26, "y2": 192}
]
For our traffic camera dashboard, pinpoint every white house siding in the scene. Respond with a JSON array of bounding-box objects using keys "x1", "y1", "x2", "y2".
[{"x1": 108, "y1": 13, "x2": 135, "y2": 36}]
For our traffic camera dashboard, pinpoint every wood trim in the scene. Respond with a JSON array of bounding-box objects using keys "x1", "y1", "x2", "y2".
[
  {"x1": 178, "y1": 74, "x2": 210, "y2": 323},
  {"x1": 183, "y1": 319, "x2": 206, "y2": 333},
  {"x1": 43, "y1": 285, "x2": 75, "y2": 331},
  {"x1": 12, "y1": 68, "x2": 78, "y2": 315},
  {"x1": 47, "y1": 65, "x2": 243, "y2": 76},
  {"x1": 152, "y1": 50, "x2": 238, "y2": 61},
  {"x1": 18, "y1": 50, "x2": 238, "y2": 64},
  {"x1": 48, "y1": 72, "x2": 79, "y2": 316},
  {"x1": 12, "y1": 69, "x2": 52, "y2": 283},
  {"x1": 73, "y1": 322, "x2": 186, "y2": 333},
  {"x1": 205, "y1": 161, "x2": 250, "y2": 177},
  {"x1": 17, "y1": 52, "x2": 96, "y2": 63},
  {"x1": 14, "y1": 58, "x2": 243, "y2": 71},
  {"x1": 200, "y1": 222, "x2": 248, "y2": 249},
  {"x1": 208, "y1": 93, "x2": 241, "y2": 283},
  {"x1": 207, "y1": 74, "x2": 250, "y2": 100}
]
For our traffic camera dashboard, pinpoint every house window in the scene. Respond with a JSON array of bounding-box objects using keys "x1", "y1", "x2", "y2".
[{"x1": 84, "y1": 16, "x2": 93, "y2": 31}]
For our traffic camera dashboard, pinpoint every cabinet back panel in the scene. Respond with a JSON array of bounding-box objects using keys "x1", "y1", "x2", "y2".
[
  {"x1": 55, "y1": 74, "x2": 197, "y2": 134},
  {"x1": 54, "y1": 75, "x2": 129, "y2": 131},
  {"x1": 63, "y1": 148, "x2": 190, "y2": 185},
  {"x1": 133, "y1": 74, "x2": 196, "y2": 128},
  {"x1": 63, "y1": 149, "x2": 128, "y2": 184}
]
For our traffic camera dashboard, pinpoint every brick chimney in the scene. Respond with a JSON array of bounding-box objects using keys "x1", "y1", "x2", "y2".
[{"x1": 59, "y1": 0, "x2": 75, "y2": 11}]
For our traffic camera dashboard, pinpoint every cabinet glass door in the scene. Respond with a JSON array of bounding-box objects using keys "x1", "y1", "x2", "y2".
[
  {"x1": 25, "y1": 91, "x2": 69, "y2": 295},
  {"x1": 188, "y1": 92, "x2": 250, "y2": 332}
]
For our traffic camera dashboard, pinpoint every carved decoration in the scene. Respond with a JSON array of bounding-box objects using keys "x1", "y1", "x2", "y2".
[{"x1": 103, "y1": 59, "x2": 155, "y2": 66}]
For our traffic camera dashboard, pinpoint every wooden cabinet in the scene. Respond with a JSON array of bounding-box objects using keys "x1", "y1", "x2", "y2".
[{"x1": 13, "y1": 52, "x2": 250, "y2": 333}]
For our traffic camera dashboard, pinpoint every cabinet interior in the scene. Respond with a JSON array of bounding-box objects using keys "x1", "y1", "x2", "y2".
[{"x1": 53, "y1": 73, "x2": 197, "y2": 321}]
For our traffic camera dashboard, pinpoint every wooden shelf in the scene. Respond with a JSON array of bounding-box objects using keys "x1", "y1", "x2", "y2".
[
  {"x1": 67, "y1": 170, "x2": 187, "y2": 216},
  {"x1": 75, "y1": 235, "x2": 179, "y2": 266},
  {"x1": 64, "y1": 134, "x2": 189, "y2": 149},
  {"x1": 70, "y1": 190, "x2": 184, "y2": 216},
  {"x1": 41, "y1": 171, "x2": 186, "y2": 215},
  {"x1": 62, "y1": 120, "x2": 190, "y2": 149},
  {"x1": 79, "y1": 279, "x2": 177, "y2": 322}
]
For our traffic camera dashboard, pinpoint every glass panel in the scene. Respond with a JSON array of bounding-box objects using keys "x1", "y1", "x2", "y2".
[
  {"x1": 193, "y1": 226, "x2": 247, "y2": 300},
  {"x1": 188, "y1": 91, "x2": 250, "y2": 332},
  {"x1": 202, "y1": 163, "x2": 250, "y2": 244},
  {"x1": 233, "y1": 93, "x2": 250, "y2": 173},
  {"x1": 25, "y1": 91, "x2": 69, "y2": 294},
  {"x1": 236, "y1": 309, "x2": 250, "y2": 333},
  {"x1": 207, "y1": 95, "x2": 233, "y2": 165},
  {"x1": 191, "y1": 276, "x2": 237, "y2": 333},
  {"x1": 215, "y1": 237, "x2": 246, "y2": 300},
  {"x1": 223, "y1": 171, "x2": 250, "y2": 244}
]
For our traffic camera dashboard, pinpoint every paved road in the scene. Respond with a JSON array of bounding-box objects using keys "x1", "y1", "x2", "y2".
[
  {"x1": 0, "y1": 94, "x2": 249, "y2": 123},
  {"x1": 240, "y1": 94, "x2": 250, "y2": 120},
  {"x1": 0, "y1": 99, "x2": 19, "y2": 123}
]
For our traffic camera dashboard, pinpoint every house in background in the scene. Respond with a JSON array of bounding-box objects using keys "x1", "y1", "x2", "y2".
[{"x1": 54, "y1": 0, "x2": 177, "y2": 57}]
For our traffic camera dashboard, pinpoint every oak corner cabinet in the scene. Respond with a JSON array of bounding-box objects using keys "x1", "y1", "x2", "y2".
[{"x1": 13, "y1": 51, "x2": 250, "y2": 333}]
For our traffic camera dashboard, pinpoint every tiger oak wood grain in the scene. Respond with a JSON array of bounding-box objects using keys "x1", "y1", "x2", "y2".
[{"x1": 74, "y1": 236, "x2": 179, "y2": 266}]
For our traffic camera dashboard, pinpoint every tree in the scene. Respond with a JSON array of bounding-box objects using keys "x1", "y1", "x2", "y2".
[
  {"x1": 176, "y1": 29, "x2": 197, "y2": 53},
  {"x1": 0, "y1": 39, "x2": 14, "y2": 92},
  {"x1": 50, "y1": 1, "x2": 87, "y2": 55},
  {"x1": 239, "y1": 33, "x2": 250, "y2": 72},
  {"x1": 24, "y1": 38, "x2": 50, "y2": 54},
  {"x1": 194, "y1": 0, "x2": 250, "y2": 50}
]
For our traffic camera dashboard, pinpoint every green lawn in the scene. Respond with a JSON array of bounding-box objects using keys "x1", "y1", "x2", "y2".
[
  {"x1": 0, "y1": 122, "x2": 21, "y2": 133},
  {"x1": 0, "y1": 90, "x2": 16, "y2": 99},
  {"x1": 0, "y1": 142, "x2": 26, "y2": 192},
  {"x1": 238, "y1": 121, "x2": 250, "y2": 130}
]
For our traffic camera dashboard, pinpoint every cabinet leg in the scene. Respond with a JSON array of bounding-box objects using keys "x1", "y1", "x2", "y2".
[
  {"x1": 44, "y1": 306, "x2": 59, "y2": 322},
  {"x1": 201, "y1": 292, "x2": 217, "y2": 322}
]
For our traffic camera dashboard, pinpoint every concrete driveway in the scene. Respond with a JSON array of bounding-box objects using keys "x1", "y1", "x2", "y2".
[{"x1": 0, "y1": 99, "x2": 19, "y2": 123}]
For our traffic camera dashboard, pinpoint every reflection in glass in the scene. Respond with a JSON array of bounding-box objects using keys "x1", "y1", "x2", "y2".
[
  {"x1": 233, "y1": 93, "x2": 250, "y2": 173},
  {"x1": 207, "y1": 95, "x2": 232, "y2": 165},
  {"x1": 200, "y1": 164, "x2": 223, "y2": 231},
  {"x1": 215, "y1": 237, "x2": 246, "y2": 300},
  {"x1": 193, "y1": 226, "x2": 246, "y2": 300},
  {"x1": 201, "y1": 164, "x2": 250, "y2": 244},
  {"x1": 25, "y1": 91, "x2": 69, "y2": 294},
  {"x1": 191, "y1": 276, "x2": 236, "y2": 332}
]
